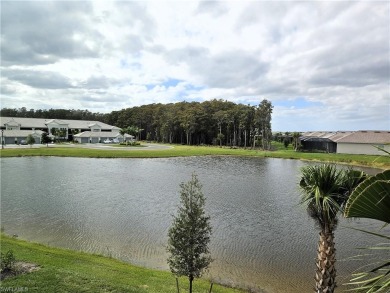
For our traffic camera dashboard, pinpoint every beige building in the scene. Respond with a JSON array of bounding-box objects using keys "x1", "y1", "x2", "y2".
[{"x1": 335, "y1": 131, "x2": 390, "y2": 155}]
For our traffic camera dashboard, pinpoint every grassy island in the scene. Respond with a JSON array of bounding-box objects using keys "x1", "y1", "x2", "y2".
[{"x1": 0, "y1": 234, "x2": 243, "y2": 293}]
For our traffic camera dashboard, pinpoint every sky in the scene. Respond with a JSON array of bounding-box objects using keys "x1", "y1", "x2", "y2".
[{"x1": 1, "y1": 1, "x2": 389, "y2": 132}]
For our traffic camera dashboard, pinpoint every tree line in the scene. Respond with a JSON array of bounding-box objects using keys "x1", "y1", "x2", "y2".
[
  {"x1": 0, "y1": 107, "x2": 106, "y2": 122},
  {"x1": 1, "y1": 99, "x2": 274, "y2": 149}
]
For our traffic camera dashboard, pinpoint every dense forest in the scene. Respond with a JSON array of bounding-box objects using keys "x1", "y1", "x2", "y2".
[
  {"x1": 1, "y1": 99, "x2": 273, "y2": 148},
  {"x1": 0, "y1": 107, "x2": 106, "y2": 122}
]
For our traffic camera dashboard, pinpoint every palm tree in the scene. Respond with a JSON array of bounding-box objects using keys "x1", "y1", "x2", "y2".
[
  {"x1": 119, "y1": 128, "x2": 127, "y2": 142},
  {"x1": 299, "y1": 164, "x2": 366, "y2": 293},
  {"x1": 292, "y1": 132, "x2": 301, "y2": 151}
]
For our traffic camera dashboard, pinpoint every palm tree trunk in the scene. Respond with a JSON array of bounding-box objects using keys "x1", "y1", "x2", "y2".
[{"x1": 315, "y1": 230, "x2": 337, "y2": 293}]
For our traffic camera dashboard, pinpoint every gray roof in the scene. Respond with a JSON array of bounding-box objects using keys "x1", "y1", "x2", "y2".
[
  {"x1": 74, "y1": 131, "x2": 122, "y2": 138},
  {"x1": 45, "y1": 119, "x2": 67, "y2": 125},
  {"x1": 2, "y1": 130, "x2": 44, "y2": 137},
  {"x1": 4, "y1": 118, "x2": 20, "y2": 126},
  {"x1": 0, "y1": 117, "x2": 120, "y2": 131},
  {"x1": 301, "y1": 131, "x2": 335, "y2": 138},
  {"x1": 74, "y1": 132, "x2": 135, "y2": 139},
  {"x1": 326, "y1": 131, "x2": 354, "y2": 142}
]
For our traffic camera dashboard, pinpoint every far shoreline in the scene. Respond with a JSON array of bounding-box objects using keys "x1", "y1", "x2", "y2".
[{"x1": 0, "y1": 142, "x2": 389, "y2": 170}]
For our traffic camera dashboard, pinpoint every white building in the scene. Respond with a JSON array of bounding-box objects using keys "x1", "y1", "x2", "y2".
[{"x1": 0, "y1": 117, "x2": 123, "y2": 144}]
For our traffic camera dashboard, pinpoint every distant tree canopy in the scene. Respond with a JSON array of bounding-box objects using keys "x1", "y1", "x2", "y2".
[
  {"x1": 1, "y1": 99, "x2": 274, "y2": 148},
  {"x1": 108, "y1": 99, "x2": 273, "y2": 148},
  {"x1": 0, "y1": 107, "x2": 106, "y2": 122}
]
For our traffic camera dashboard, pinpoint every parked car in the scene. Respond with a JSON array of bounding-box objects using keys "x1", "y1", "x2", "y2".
[
  {"x1": 112, "y1": 138, "x2": 120, "y2": 143},
  {"x1": 103, "y1": 139, "x2": 112, "y2": 144},
  {"x1": 20, "y1": 140, "x2": 27, "y2": 145}
]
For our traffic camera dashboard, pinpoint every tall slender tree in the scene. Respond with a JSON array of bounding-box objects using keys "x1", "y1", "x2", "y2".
[
  {"x1": 213, "y1": 110, "x2": 227, "y2": 147},
  {"x1": 167, "y1": 174, "x2": 212, "y2": 293},
  {"x1": 292, "y1": 132, "x2": 301, "y2": 151},
  {"x1": 299, "y1": 164, "x2": 366, "y2": 293},
  {"x1": 254, "y1": 99, "x2": 273, "y2": 150}
]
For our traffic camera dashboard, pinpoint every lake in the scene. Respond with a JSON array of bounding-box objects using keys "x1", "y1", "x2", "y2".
[{"x1": 0, "y1": 157, "x2": 386, "y2": 292}]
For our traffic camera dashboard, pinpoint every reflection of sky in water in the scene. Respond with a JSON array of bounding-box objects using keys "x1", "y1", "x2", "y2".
[{"x1": 1, "y1": 157, "x2": 387, "y2": 293}]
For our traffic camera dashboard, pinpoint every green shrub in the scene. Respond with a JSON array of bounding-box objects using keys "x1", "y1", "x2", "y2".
[
  {"x1": 119, "y1": 141, "x2": 141, "y2": 146},
  {"x1": 1, "y1": 250, "x2": 16, "y2": 272}
]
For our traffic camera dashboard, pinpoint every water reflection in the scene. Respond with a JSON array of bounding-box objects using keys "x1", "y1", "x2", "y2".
[{"x1": 0, "y1": 157, "x2": 386, "y2": 292}]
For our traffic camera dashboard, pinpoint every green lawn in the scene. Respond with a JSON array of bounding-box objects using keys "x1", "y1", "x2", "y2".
[
  {"x1": 0, "y1": 234, "x2": 243, "y2": 293},
  {"x1": 0, "y1": 143, "x2": 389, "y2": 169}
]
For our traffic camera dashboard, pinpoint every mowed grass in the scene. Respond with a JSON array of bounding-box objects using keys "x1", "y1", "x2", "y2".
[
  {"x1": 0, "y1": 234, "x2": 243, "y2": 293},
  {"x1": 0, "y1": 143, "x2": 389, "y2": 169}
]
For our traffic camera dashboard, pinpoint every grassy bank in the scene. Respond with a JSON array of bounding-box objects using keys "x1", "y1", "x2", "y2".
[
  {"x1": 0, "y1": 144, "x2": 389, "y2": 169},
  {"x1": 0, "y1": 234, "x2": 243, "y2": 293}
]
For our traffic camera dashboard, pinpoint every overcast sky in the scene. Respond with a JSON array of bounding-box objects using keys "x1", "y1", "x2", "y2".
[{"x1": 1, "y1": 1, "x2": 389, "y2": 131}]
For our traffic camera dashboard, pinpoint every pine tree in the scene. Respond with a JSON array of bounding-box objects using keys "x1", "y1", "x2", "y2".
[{"x1": 167, "y1": 174, "x2": 212, "y2": 293}]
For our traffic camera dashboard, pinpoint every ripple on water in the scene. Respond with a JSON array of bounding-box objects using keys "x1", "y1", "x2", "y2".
[{"x1": 1, "y1": 156, "x2": 387, "y2": 293}]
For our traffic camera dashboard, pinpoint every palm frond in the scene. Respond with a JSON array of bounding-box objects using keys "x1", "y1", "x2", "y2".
[
  {"x1": 343, "y1": 228, "x2": 390, "y2": 292},
  {"x1": 344, "y1": 170, "x2": 390, "y2": 223}
]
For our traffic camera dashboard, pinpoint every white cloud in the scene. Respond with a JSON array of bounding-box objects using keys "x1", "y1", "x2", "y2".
[{"x1": 0, "y1": 1, "x2": 388, "y2": 131}]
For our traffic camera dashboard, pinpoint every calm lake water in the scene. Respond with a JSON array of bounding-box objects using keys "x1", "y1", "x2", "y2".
[{"x1": 0, "y1": 157, "x2": 386, "y2": 292}]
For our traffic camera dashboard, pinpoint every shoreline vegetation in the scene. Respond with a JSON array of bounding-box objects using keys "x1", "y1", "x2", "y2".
[
  {"x1": 0, "y1": 234, "x2": 244, "y2": 293},
  {"x1": 0, "y1": 142, "x2": 389, "y2": 169}
]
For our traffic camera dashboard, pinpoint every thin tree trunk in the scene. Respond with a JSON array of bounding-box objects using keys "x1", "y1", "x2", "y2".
[
  {"x1": 233, "y1": 123, "x2": 236, "y2": 147},
  {"x1": 176, "y1": 278, "x2": 180, "y2": 293},
  {"x1": 315, "y1": 230, "x2": 337, "y2": 293},
  {"x1": 189, "y1": 276, "x2": 193, "y2": 293},
  {"x1": 219, "y1": 124, "x2": 222, "y2": 147},
  {"x1": 208, "y1": 282, "x2": 213, "y2": 293}
]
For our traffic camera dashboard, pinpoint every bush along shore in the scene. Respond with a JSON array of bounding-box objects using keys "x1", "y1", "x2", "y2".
[
  {"x1": 0, "y1": 143, "x2": 389, "y2": 169},
  {"x1": 0, "y1": 234, "x2": 244, "y2": 293}
]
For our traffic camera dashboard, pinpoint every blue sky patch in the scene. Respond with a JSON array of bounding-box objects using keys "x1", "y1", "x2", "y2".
[
  {"x1": 163, "y1": 78, "x2": 182, "y2": 87},
  {"x1": 273, "y1": 98, "x2": 322, "y2": 108}
]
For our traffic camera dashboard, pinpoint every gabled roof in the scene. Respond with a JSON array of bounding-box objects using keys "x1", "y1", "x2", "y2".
[
  {"x1": 45, "y1": 119, "x2": 68, "y2": 125},
  {"x1": 88, "y1": 123, "x2": 102, "y2": 128},
  {"x1": 2, "y1": 130, "x2": 44, "y2": 137},
  {"x1": 0, "y1": 117, "x2": 119, "y2": 131},
  {"x1": 4, "y1": 118, "x2": 21, "y2": 126}
]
